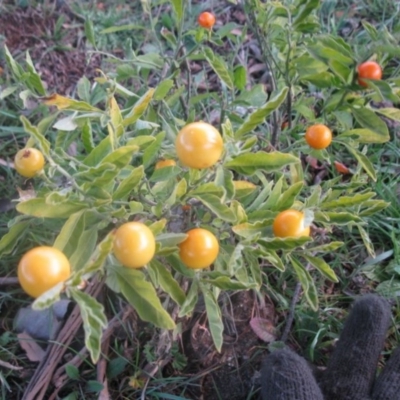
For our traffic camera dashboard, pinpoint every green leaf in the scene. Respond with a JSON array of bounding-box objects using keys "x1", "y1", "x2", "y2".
[
  {"x1": 113, "y1": 166, "x2": 145, "y2": 200},
  {"x1": 69, "y1": 289, "x2": 107, "y2": 363},
  {"x1": 149, "y1": 166, "x2": 181, "y2": 182},
  {"x1": 256, "y1": 248, "x2": 285, "y2": 271},
  {"x1": 274, "y1": 182, "x2": 304, "y2": 211},
  {"x1": 234, "y1": 66, "x2": 247, "y2": 91},
  {"x1": 20, "y1": 116, "x2": 51, "y2": 156},
  {"x1": 374, "y1": 107, "x2": 400, "y2": 122},
  {"x1": 32, "y1": 282, "x2": 64, "y2": 310},
  {"x1": 154, "y1": 79, "x2": 174, "y2": 101},
  {"x1": 351, "y1": 106, "x2": 389, "y2": 142},
  {"x1": 290, "y1": 256, "x2": 318, "y2": 311},
  {"x1": 108, "y1": 96, "x2": 124, "y2": 138},
  {"x1": 189, "y1": 182, "x2": 224, "y2": 197},
  {"x1": 156, "y1": 233, "x2": 188, "y2": 248},
  {"x1": 293, "y1": 0, "x2": 320, "y2": 27},
  {"x1": 149, "y1": 260, "x2": 186, "y2": 306},
  {"x1": 303, "y1": 254, "x2": 338, "y2": 282},
  {"x1": 25, "y1": 52, "x2": 46, "y2": 95},
  {"x1": 295, "y1": 55, "x2": 328, "y2": 79},
  {"x1": 307, "y1": 43, "x2": 353, "y2": 66},
  {"x1": 358, "y1": 225, "x2": 375, "y2": 257},
  {"x1": 258, "y1": 236, "x2": 312, "y2": 251},
  {"x1": 4, "y1": 45, "x2": 24, "y2": 79},
  {"x1": 345, "y1": 145, "x2": 377, "y2": 182},
  {"x1": 202, "y1": 276, "x2": 257, "y2": 290},
  {"x1": 85, "y1": 19, "x2": 96, "y2": 48},
  {"x1": 321, "y1": 192, "x2": 375, "y2": 209},
  {"x1": 204, "y1": 47, "x2": 234, "y2": 90},
  {"x1": 225, "y1": 152, "x2": 299, "y2": 175},
  {"x1": 82, "y1": 119, "x2": 95, "y2": 153},
  {"x1": 307, "y1": 241, "x2": 344, "y2": 252},
  {"x1": 16, "y1": 198, "x2": 87, "y2": 219},
  {"x1": 0, "y1": 221, "x2": 30, "y2": 256},
  {"x1": 123, "y1": 88, "x2": 155, "y2": 127},
  {"x1": 337, "y1": 128, "x2": 390, "y2": 144},
  {"x1": 108, "y1": 264, "x2": 175, "y2": 329},
  {"x1": 235, "y1": 87, "x2": 289, "y2": 139},
  {"x1": 178, "y1": 280, "x2": 198, "y2": 317},
  {"x1": 53, "y1": 211, "x2": 86, "y2": 256},
  {"x1": 232, "y1": 220, "x2": 272, "y2": 239},
  {"x1": 193, "y1": 193, "x2": 236, "y2": 222},
  {"x1": 246, "y1": 181, "x2": 273, "y2": 213},
  {"x1": 366, "y1": 80, "x2": 400, "y2": 103},
  {"x1": 69, "y1": 228, "x2": 98, "y2": 272},
  {"x1": 42, "y1": 94, "x2": 101, "y2": 112},
  {"x1": 201, "y1": 284, "x2": 224, "y2": 352},
  {"x1": 101, "y1": 145, "x2": 138, "y2": 168},
  {"x1": 314, "y1": 211, "x2": 363, "y2": 225},
  {"x1": 74, "y1": 233, "x2": 113, "y2": 281},
  {"x1": 143, "y1": 132, "x2": 166, "y2": 168},
  {"x1": 170, "y1": 0, "x2": 184, "y2": 22},
  {"x1": 83, "y1": 137, "x2": 112, "y2": 167}
]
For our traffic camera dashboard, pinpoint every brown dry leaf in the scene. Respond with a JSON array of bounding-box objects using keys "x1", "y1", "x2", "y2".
[
  {"x1": 18, "y1": 332, "x2": 46, "y2": 362},
  {"x1": 249, "y1": 318, "x2": 276, "y2": 343},
  {"x1": 17, "y1": 186, "x2": 36, "y2": 201}
]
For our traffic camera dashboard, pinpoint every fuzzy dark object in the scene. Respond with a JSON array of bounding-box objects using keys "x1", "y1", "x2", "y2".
[{"x1": 261, "y1": 295, "x2": 400, "y2": 400}]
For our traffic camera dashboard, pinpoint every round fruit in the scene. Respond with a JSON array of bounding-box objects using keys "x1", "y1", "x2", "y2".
[
  {"x1": 305, "y1": 124, "x2": 332, "y2": 150},
  {"x1": 198, "y1": 11, "x2": 216, "y2": 29},
  {"x1": 176, "y1": 122, "x2": 223, "y2": 169},
  {"x1": 155, "y1": 159, "x2": 176, "y2": 170},
  {"x1": 113, "y1": 222, "x2": 156, "y2": 268},
  {"x1": 14, "y1": 148, "x2": 45, "y2": 178},
  {"x1": 18, "y1": 246, "x2": 71, "y2": 298},
  {"x1": 357, "y1": 61, "x2": 382, "y2": 87},
  {"x1": 179, "y1": 228, "x2": 219, "y2": 269},
  {"x1": 273, "y1": 210, "x2": 310, "y2": 238}
]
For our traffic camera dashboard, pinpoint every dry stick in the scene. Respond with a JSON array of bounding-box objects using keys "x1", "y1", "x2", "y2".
[
  {"x1": 22, "y1": 278, "x2": 104, "y2": 400},
  {"x1": 0, "y1": 277, "x2": 19, "y2": 286},
  {"x1": 96, "y1": 335, "x2": 111, "y2": 400},
  {"x1": 280, "y1": 259, "x2": 315, "y2": 343},
  {"x1": 49, "y1": 306, "x2": 133, "y2": 399},
  {"x1": 280, "y1": 281, "x2": 302, "y2": 343}
]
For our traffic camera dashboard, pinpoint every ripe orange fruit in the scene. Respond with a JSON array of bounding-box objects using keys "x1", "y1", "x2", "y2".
[
  {"x1": 113, "y1": 222, "x2": 156, "y2": 268},
  {"x1": 155, "y1": 159, "x2": 176, "y2": 169},
  {"x1": 198, "y1": 11, "x2": 216, "y2": 29},
  {"x1": 18, "y1": 246, "x2": 71, "y2": 298},
  {"x1": 14, "y1": 148, "x2": 45, "y2": 178},
  {"x1": 273, "y1": 210, "x2": 310, "y2": 238},
  {"x1": 357, "y1": 61, "x2": 382, "y2": 87},
  {"x1": 175, "y1": 122, "x2": 223, "y2": 169},
  {"x1": 179, "y1": 228, "x2": 219, "y2": 269},
  {"x1": 305, "y1": 124, "x2": 332, "y2": 150}
]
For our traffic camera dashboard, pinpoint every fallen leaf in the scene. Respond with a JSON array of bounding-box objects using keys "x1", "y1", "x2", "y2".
[
  {"x1": 18, "y1": 332, "x2": 46, "y2": 362},
  {"x1": 250, "y1": 318, "x2": 276, "y2": 343}
]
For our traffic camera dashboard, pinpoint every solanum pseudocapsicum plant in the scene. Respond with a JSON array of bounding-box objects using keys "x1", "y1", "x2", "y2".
[{"x1": 1, "y1": 0, "x2": 398, "y2": 361}]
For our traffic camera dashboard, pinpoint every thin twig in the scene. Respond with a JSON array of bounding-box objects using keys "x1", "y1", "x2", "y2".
[
  {"x1": 280, "y1": 281, "x2": 302, "y2": 343},
  {"x1": 22, "y1": 277, "x2": 104, "y2": 400},
  {"x1": 0, "y1": 277, "x2": 19, "y2": 286}
]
